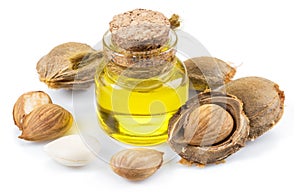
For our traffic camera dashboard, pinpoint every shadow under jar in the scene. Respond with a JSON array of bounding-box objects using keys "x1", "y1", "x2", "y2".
[{"x1": 95, "y1": 29, "x2": 189, "y2": 146}]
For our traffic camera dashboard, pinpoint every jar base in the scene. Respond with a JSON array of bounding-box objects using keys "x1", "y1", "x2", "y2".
[{"x1": 110, "y1": 133, "x2": 168, "y2": 146}]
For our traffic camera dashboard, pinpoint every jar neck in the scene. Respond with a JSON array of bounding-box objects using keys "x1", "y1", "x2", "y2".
[{"x1": 102, "y1": 29, "x2": 178, "y2": 79}]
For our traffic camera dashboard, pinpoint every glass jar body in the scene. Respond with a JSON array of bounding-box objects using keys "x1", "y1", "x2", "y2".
[{"x1": 95, "y1": 30, "x2": 188, "y2": 146}]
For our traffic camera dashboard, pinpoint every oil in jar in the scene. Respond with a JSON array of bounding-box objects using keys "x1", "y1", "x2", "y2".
[{"x1": 95, "y1": 58, "x2": 188, "y2": 146}]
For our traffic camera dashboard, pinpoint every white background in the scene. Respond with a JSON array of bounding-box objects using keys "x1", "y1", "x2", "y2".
[{"x1": 0, "y1": 0, "x2": 298, "y2": 191}]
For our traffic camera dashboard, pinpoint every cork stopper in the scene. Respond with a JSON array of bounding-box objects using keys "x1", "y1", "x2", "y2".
[{"x1": 109, "y1": 9, "x2": 171, "y2": 51}]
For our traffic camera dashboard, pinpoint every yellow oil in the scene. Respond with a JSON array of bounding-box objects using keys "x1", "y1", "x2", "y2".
[{"x1": 95, "y1": 59, "x2": 188, "y2": 146}]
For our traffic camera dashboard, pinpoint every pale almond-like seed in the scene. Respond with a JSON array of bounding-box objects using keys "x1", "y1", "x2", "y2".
[{"x1": 110, "y1": 148, "x2": 163, "y2": 181}]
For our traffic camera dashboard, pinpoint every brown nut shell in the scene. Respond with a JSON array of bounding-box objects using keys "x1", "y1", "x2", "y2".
[
  {"x1": 13, "y1": 91, "x2": 52, "y2": 130},
  {"x1": 223, "y1": 76, "x2": 285, "y2": 140},
  {"x1": 168, "y1": 92, "x2": 249, "y2": 165},
  {"x1": 110, "y1": 148, "x2": 163, "y2": 181},
  {"x1": 184, "y1": 57, "x2": 236, "y2": 92},
  {"x1": 36, "y1": 42, "x2": 103, "y2": 90},
  {"x1": 19, "y1": 103, "x2": 73, "y2": 141}
]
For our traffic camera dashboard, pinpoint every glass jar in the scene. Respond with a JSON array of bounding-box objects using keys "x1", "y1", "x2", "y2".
[{"x1": 95, "y1": 29, "x2": 188, "y2": 146}]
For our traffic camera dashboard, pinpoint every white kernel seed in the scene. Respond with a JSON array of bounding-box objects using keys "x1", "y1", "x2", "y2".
[{"x1": 44, "y1": 135, "x2": 97, "y2": 167}]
